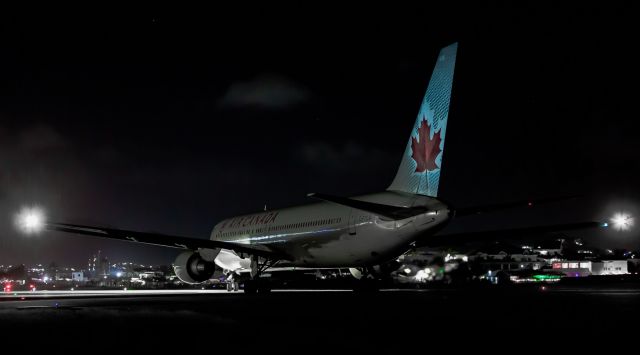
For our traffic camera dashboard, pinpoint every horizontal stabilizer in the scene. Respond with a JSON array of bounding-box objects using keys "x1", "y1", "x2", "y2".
[
  {"x1": 413, "y1": 221, "x2": 605, "y2": 248},
  {"x1": 46, "y1": 222, "x2": 291, "y2": 260},
  {"x1": 307, "y1": 193, "x2": 428, "y2": 220}
]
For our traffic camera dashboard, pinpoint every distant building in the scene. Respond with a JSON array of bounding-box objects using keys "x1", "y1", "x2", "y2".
[
  {"x1": 532, "y1": 240, "x2": 563, "y2": 257},
  {"x1": 551, "y1": 260, "x2": 628, "y2": 276},
  {"x1": 591, "y1": 260, "x2": 628, "y2": 275},
  {"x1": 628, "y1": 258, "x2": 640, "y2": 274},
  {"x1": 469, "y1": 243, "x2": 547, "y2": 272},
  {"x1": 140, "y1": 271, "x2": 164, "y2": 279},
  {"x1": 72, "y1": 271, "x2": 87, "y2": 282},
  {"x1": 550, "y1": 261, "x2": 593, "y2": 277},
  {"x1": 88, "y1": 251, "x2": 111, "y2": 280}
]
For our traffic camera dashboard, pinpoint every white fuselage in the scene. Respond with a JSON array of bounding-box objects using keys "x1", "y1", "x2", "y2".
[{"x1": 210, "y1": 191, "x2": 451, "y2": 272}]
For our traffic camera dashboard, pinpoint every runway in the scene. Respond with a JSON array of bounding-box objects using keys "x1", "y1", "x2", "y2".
[
  {"x1": 0, "y1": 288, "x2": 350, "y2": 299},
  {"x1": 3, "y1": 284, "x2": 640, "y2": 299},
  {"x1": 1, "y1": 285, "x2": 639, "y2": 351}
]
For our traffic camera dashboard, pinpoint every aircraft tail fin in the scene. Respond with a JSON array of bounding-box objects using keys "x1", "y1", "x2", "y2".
[{"x1": 388, "y1": 42, "x2": 457, "y2": 197}]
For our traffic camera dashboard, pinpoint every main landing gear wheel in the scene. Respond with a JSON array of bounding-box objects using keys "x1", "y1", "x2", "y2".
[
  {"x1": 224, "y1": 270, "x2": 240, "y2": 292},
  {"x1": 226, "y1": 281, "x2": 239, "y2": 292}
]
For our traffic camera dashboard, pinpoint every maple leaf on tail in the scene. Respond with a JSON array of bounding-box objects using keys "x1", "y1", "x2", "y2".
[{"x1": 410, "y1": 118, "x2": 442, "y2": 172}]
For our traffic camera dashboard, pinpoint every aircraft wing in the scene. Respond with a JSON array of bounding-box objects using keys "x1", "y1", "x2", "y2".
[
  {"x1": 413, "y1": 221, "x2": 605, "y2": 248},
  {"x1": 45, "y1": 222, "x2": 291, "y2": 260}
]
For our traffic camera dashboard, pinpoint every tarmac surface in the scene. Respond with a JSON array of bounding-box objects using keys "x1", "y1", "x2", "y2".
[{"x1": 2, "y1": 285, "x2": 639, "y2": 351}]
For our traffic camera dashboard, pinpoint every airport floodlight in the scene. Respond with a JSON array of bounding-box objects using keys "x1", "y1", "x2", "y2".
[
  {"x1": 611, "y1": 212, "x2": 633, "y2": 231},
  {"x1": 15, "y1": 206, "x2": 45, "y2": 234}
]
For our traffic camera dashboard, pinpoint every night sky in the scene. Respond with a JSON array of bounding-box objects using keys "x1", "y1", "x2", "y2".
[{"x1": 1, "y1": 4, "x2": 638, "y2": 267}]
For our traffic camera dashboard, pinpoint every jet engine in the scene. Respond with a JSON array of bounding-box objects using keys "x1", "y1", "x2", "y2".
[{"x1": 173, "y1": 251, "x2": 217, "y2": 284}]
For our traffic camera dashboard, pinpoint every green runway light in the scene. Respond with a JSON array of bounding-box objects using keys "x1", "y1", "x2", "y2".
[{"x1": 532, "y1": 274, "x2": 562, "y2": 281}]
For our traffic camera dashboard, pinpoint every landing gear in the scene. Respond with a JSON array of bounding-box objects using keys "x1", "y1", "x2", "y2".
[
  {"x1": 224, "y1": 270, "x2": 240, "y2": 292},
  {"x1": 226, "y1": 281, "x2": 239, "y2": 292},
  {"x1": 243, "y1": 256, "x2": 279, "y2": 294},
  {"x1": 351, "y1": 267, "x2": 381, "y2": 292}
]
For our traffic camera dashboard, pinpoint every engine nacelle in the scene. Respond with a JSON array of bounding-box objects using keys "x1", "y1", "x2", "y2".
[{"x1": 173, "y1": 251, "x2": 217, "y2": 284}]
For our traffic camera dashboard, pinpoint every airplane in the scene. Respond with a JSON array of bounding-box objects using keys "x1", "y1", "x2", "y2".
[{"x1": 22, "y1": 42, "x2": 603, "y2": 293}]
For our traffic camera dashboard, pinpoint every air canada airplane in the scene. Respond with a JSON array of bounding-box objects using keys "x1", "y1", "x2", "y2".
[{"x1": 33, "y1": 43, "x2": 601, "y2": 293}]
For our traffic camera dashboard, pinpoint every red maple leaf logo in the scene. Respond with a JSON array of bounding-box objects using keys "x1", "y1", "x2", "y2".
[{"x1": 411, "y1": 118, "x2": 441, "y2": 172}]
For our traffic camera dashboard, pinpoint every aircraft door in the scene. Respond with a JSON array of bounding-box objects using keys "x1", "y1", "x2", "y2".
[{"x1": 348, "y1": 209, "x2": 357, "y2": 235}]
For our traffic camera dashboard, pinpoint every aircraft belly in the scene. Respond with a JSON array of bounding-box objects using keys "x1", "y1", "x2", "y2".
[
  {"x1": 211, "y1": 195, "x2": 450, "y2": 270},
  {"x1": 281, "y1": 222, "x2": 413, "y2": 267}
]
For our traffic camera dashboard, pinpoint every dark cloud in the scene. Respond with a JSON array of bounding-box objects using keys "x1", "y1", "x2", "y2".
[
  {"x1": 217, "y1": 74, "x2": 312, "y2": 110},
  {"x1": 299, "y1": 141, "x2": 396, "y2": 173},
  {"x1": 18, "y1": 124, "x2": 67, "y2": 151}
]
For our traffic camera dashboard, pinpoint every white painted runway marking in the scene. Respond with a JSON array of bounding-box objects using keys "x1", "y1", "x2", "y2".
[{"x1": 0, "y1": 289, "x2": 354, "y2": 299}]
